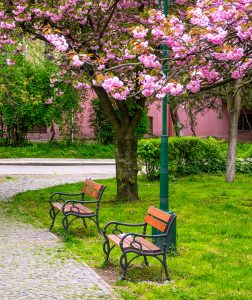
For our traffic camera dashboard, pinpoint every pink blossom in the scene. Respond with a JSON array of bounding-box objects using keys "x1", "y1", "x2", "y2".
[
  {"x1": 162, "y1": 82, "x2": 184, "y2": 96},
  {"x1": 141, "y1": 75, "x2": 162, "y2": 98},
  {"x1": 45, "y1": 98, "x2": 53, "y2": 105},
  {"x1": 132, "y1": 26, "x2": 148, "y2": 39},
  {"x1": 12, "y1": 5, "x2": 26, "y2": 15},
  {"x1": 0, "y1": 22, "x2": 15, "y2": 30},
  {"x1": 72, "y1": 55, "x2": 84, "y2": 67},
  {"x1": 6, "y1": 59, "x2": 15, "y2": 66},
  {"x1": 73, "y1": 82, "x2": 91, "y2": 90},
  {"x1": 186, "y1": 79, "x2": 201, "y2": 93},
  {"x1": 101, "y1": 77, "x2": 130, "y2": 100},
  {"x1": 45, "y1": 34, "x2": 68, "y2": 52},
  {"x1": 102, "y1": 77, "x2": 124, "y2": 93},
  {"x1": 205, "y1": 28, "x2": 227, "y2": 45},
  {"x1": 139, "y1": 54, "x2": 162, "y2": 69}
]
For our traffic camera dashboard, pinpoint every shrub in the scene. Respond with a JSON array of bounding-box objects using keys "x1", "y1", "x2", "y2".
[
  {"x1": 89, "y1": 98, "x2": 114, "y2": 145},
  {"x1": 138, "y1": 137, "x2": 226, "y2": 180},
  {"x1": 137, "y1": 138, "x2": 160, "y2": 180},
  {"x1": 236, "y1": 158, "x2": 252, "y2": 174},
  {"x1": 243, "y1": 144, "x2": 252, "y2": 159}
]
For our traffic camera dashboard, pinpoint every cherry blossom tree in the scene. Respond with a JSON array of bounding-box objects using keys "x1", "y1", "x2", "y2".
[
  {"x1": 0, "y1": 0, "x2": 251, "y2": 197},
  {"x1": 130, "y1": 0, "x2": 251, "y2": 182},
  {"x1": 0, "y1": 0, "x2": 161, "y2": 201}
]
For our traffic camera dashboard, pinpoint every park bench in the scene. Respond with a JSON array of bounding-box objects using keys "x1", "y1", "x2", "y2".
[
  {"x1": 49, "y1": 179, "x2": 106, "y2": 235},
  {"x1": 103, "y1": 206, "x2": 176, "y2": 280}
]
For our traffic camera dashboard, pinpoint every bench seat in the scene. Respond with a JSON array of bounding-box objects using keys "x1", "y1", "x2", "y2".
[
  {"x1": 52, "y1": 202, "x2": 94, "y2": 216},
  {"x1": 107, "y1": 234, "x2": 160, "y2": 253}
]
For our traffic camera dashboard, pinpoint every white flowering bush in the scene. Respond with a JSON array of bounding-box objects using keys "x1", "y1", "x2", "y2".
[{"x1": 236, "y1": 158, "x2": 252, "y2": 174}]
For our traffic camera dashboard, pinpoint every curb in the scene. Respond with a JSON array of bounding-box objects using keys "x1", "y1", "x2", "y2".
[{"x1": 0, "y1": 159, "x2": 115, "y2": 166}]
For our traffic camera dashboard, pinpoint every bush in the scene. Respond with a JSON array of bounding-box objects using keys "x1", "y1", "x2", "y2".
[
  {"x1": 236, "y1": 158, "x2": 252, "y2": 174},
  {"x1": 89, "y1": 98, "x2": 114, "y2": 145},
  {"x1": 243, "y1": 144, "x2": 252, "y2": 159},
  {"x1": 138, "y1": 137, "x2": 226, "y2": 180}
]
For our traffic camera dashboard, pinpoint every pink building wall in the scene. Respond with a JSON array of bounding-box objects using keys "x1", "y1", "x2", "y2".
[
  {"x1": 80, "y1": 97, "x2": 94, "y2": 138},
  {"x1": 27, "y1": 94, "x2": 252, "y2": 142},
  {"x1": 178, "y1": 108, "x2": 229, "y2": 139},
  {"x1": 148, "y1": 101, "x2": 251, "y2": 141},
  {"x1": 27, "y1": 93, "x2": 94, "y2": 141}
]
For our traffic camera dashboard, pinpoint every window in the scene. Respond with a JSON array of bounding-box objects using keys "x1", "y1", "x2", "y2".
[
  {"x1": 148, "y1": 116, "x2": 153, "y2": 134},
  {"x1": 238, "y1": 113, "x2": 252, "y2": 131}
]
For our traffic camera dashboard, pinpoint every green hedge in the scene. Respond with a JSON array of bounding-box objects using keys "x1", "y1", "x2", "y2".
[{"x1": 138, "y1": 137, "x2": 226, "y2": 180}]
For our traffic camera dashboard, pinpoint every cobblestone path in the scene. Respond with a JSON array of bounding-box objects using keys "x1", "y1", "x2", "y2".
[
  {"x1": 0, "y1": 174, "x2": 113, "y2": 200},
  {"x1": 0, "y1": 175, "x2": 117, "y2": 300}
]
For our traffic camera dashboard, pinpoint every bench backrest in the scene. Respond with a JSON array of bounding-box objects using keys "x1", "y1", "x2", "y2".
[
  {"x1": 144, "y1": 206, "x2": 175, "y2": 233},
  {"x1": 82, "y1": 179, "x2": 106, "y2": 201}
]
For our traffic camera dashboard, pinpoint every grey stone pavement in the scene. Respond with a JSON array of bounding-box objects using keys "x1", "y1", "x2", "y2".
[{"x1": 0, "y1": 159, "x2": 118, "y2": 300}]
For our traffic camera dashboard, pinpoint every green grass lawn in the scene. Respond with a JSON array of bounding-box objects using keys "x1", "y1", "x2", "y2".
[
  {"x1": 0, "y1": 140, "x2": 251, "y2": 159},
  {"x1": 0, "y1": 141, "x2": 115, "y2": 158},
  {"x1": 1, "y1": 175, "x2": 251, "y2": 299}
]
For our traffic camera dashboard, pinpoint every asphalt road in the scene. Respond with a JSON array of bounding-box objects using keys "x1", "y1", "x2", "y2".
[{"x1": 0, "y1": 159, "x2": 116, "y2": 176}]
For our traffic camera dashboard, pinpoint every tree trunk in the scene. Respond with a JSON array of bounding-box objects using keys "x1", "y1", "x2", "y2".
[
  {"x1": 170, "y1": 106, "x2": 183, "y2": 136},
  {"x1": 226, "y1": 80, "x2": 242, "y2": 182},
  {"x1": 0, "y1": 112, "x2": 4, "y2": 139},
  {"x1": 188, "y1": 109, "x2": 197, "y2": 136},
  {"x1": 115, "y1": 131, "x2": 139, "y2": 201},
  {"x1": 92, "y1": 85, "x2": 145, "y2": 201},
  {"x1": 50, "y1": 123, "x2": 55, "y2": 141}
]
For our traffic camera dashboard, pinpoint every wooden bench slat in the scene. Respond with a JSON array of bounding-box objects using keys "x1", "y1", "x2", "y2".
[
  {"x1": 147, "y1": 206, "x2": 172, "y2": 223},
  {"x1": 107, "y1": 234, "x2": 161, "y2": 253},
  {"x1": 82, "y1": 186, "x2": 100, "y2": 198},
  {"x1": 136, "y1": 237, "x2": 160, "y2": 252},
  {"x1": 144, "y1": 215, "x2": 167, "y2": 232},
  {"x1": 84, "y1": 179, "x2": 103, "y2": 191},
  {"x1": 52, "y1": 202, "x2": 94, "y2": 215},
  {"x1": 107, "y1": 234, "x2": 132, "y2": 249},
  {"x1": 52, "y1": 202, "x2": 63, "y2": 211}
]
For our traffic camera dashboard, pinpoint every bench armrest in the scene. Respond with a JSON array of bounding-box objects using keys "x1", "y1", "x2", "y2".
[
  {"x1": 49, "y1": 192, "x2": 84, "y2": 203},
  {"x1": 103, "y1": 221, "x2": 146, "y2": 236}
]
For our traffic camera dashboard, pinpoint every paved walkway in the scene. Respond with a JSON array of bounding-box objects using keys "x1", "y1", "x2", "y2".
[
  {"x1": 0, "y1": 161, "x2": 118, "y2": 300},
  {"x1": 0, "y1": 158, "x2": 116, "y2": 175}
]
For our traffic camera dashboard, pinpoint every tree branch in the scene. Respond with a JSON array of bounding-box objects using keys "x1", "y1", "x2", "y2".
[
  {"x1": 92, "y1": 85, "x2": 120, "y2": 129},
  {"x1": 99, "y1": 0, "x2": 120, "y2": 39},
  {"x1": 200, "y1": 77, "x2": 236, "y2": 92}
]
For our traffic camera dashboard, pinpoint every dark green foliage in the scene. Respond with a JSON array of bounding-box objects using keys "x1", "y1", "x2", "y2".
[
  {"x1": 89, "y1": 98, "x2": 148, "y2": 144},
  {"x1": 138, "y1": 137, "x2": 227, "y2": 180},
  {"x1": 89, "y1": 98, "x2": 114, "y2": 145},
  {"x1": 135, "y1": 108, "x2": 149, "y2": 139},
  {"x1": 0, "y1": 52, "x2": 80, "y2": 146},
  {"x1": 242, "y1": 144, "x2": 252, "y2": 159},
  {"x1": 138, "y1": 137, "x2": 252, "y2": 180},
  {"x1": 137, "y1": 138, "x2": 161, "y2": 181}
]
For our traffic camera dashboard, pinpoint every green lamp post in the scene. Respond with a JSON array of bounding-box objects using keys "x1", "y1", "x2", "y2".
[{"x1": 156, "y1": 0, "x2": 176, "y2": 251}]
